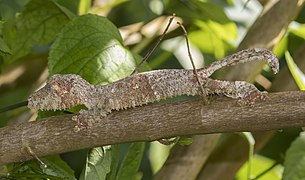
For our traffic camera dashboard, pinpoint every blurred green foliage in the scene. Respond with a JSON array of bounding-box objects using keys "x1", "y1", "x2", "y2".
[{"x1": 0, "y1": 0, "x2": 305, "y2": 179}]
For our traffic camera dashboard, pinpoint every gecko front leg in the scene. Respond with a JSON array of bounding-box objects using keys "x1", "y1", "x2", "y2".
[
  {"x1": 72, "y1": 109, "x2": 107, "y2": 131},
  {"x1": 72, "y1": 99, "x2": 111, "y2": 131}
]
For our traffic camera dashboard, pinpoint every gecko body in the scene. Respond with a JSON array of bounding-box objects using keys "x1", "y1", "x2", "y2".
[{"x1": 28, "y1": 48, "x2": 279, "y2": 128}]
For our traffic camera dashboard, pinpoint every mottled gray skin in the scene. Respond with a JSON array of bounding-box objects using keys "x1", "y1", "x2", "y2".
[{"x1": 28, "y1": 48, "x2": 279, "y2": 128}]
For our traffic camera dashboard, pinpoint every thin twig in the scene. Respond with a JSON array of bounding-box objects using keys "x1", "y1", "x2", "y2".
[
  {"x1": 0, "y1": 101, "x2": 28, "y2": 113},
  {"x1": 176, "y1": 22, "x2": 206, "y2": 97},
  {"x1": 25, "y1": 145, "x2": 47, "y2": 168},
  {"x1": 130, "y1": 14, "x2": 176, "y2": 75}
]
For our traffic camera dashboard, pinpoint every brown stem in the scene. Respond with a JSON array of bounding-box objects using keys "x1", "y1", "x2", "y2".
[{"x1": 0, "y1": 91, "x2": 304, "y2": 165}]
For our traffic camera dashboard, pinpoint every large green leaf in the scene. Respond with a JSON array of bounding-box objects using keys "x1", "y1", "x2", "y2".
[
  {"x1": 5, "y1": 0, "x2": 73, "y2": 63},
  {"x1": 48, "y1": 14, "x2": 137, "y2": 84},
  {"x1": 42, "y1": 155, "x2": 76, "y2": 179},
  {"x1": 79, "y1": 146, "x2": 112, "y2": 180},
  {"x1": 116, "y1": 142, "x2": 145, "y2": 180},
  {"x1": 283, "y1": 132, "x2": 305, "y2": 180}
]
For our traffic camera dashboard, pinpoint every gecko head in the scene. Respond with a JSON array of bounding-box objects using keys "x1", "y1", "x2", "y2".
[{"x1": 28, "y1": 74, "x2": 92, "y2": 111}]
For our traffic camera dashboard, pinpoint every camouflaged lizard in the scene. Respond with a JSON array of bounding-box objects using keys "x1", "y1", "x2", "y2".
[{"x1": 28, "y1": 48, "x2": 279, "y2": 130}]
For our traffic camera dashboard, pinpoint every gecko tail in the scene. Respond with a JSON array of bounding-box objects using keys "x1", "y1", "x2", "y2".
[{"x1": 203, "y1": 48, "x2": 279, "y2": 76}]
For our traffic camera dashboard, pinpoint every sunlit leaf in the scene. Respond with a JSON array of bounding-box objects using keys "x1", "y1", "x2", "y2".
[
  {"x1": 189, "y1": 20, "x2": 236, "y2": 59},
  {"x1": 289, "y1": 23, "x2": 305, "y2": 40},
  {"x1": 116, "y1": 142, "x2": 145, "y2": 180},
  {"x1": 49, "y1": 14, "x2": 137, "y2": 84},
  {"x1": 285, "y1": 51, "x2": 305, "y2": 90},
  {"x1": 148, "y1": 141, "x2": 171, "y2": 174},
  {"x1": 236, "y1": 155, "x2": 283, "y2": 180},
  {"x1": 78, "y1": 0, "x2": 91, "y2": 15},
  {"x1": 283, "y1": 132, "x2": 305, "y2": 180},
  {"x1": 5, "y1": 0, "x2": 73, "y2": 63},
  {"x1": 273, "y1": 34, "x2": 288, "y2": 58}
]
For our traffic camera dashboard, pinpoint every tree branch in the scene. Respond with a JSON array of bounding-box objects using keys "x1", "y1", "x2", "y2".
[{"x1": 0, "y1": 91, "x2": 304, "y2": 165}]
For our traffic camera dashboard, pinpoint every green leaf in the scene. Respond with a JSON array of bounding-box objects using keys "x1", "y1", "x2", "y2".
[
  {"x1": 166, "y1": 1, "x2": 237, "y2": 59},
  {"x1": 285, "y1": 51, "x2": 305, "y2": 90},
  {"x1": 53, "y1": 0, "x2": 79, "y2": 15},
  {"x1": 49, "y1": 14, "x2": 137, "y2": 84},
  {"x1": 53, "y1": 0, "x2": 77, "y2": 20},
  {"x1": 283, "y1": 132, "x2": 305, "y2": 180},
  {"x1": 289, "y1": 23, "x2": 305, "y2": 40},
  {"x1": 5, "y1": 0, "x2": 72, "y2": 63},
  {"x1": 41, "y1": 155, "x2": 76, "y2": 179},
  {"x1": 177, "y1": 137, "x2": 193, "y2": 146},
  {"x1": 79, "y1": 146, "x2": 112, "y2": 180},
  {"x1": 189, "y1": 20, "x2": 236, "y2": 59},
  {"x1": 166, "y1": 1, "x2": 232, "y2": 23},
  {"x1": 148, "y1": 141, "x2": 171, "y2": 174},
  {"x1": 0, "y1": 38, "x2": 11, "y2": 56},
  {"x1": 78, "y1": 0, "x2": 91, "y2": 15},
  {"x1": 116, "y1": 142, "x2": 145, "y2": 180},
  {"x1": 236, "y1": 155, "x2": 283, "y2": 180},
  {"x1": 0, "y1": 21, "x2": 12, "y2": 56},
  {"x1": 238, "y1": 132, "x2": 255, "y2": 179},
  {"x1": 0, "y1": 20, "x2": 4, "y2": 34},
  {"x1": 106, "y1": 145, "x2": 120, "y2": 180},
  {"x1": 273, "y1": 34, "x2": 288, "y2": 58}
]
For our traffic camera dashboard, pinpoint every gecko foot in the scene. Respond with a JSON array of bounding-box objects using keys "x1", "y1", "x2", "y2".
[
  {"x1": 72, "y1": 110, "x2": 95, "y2": 132},
  {"x1": 238, "y1": 90, "x2": 268, "y2": 106},
  {"x1": 158, "y1": 137, "x2": 179, "y2": 145},
  {"x1": 72, "y1": 114, "x2": 90, "y2": 132},
  {"x1": 72, "y1": 109, "x2": 107, "y2": 132}
]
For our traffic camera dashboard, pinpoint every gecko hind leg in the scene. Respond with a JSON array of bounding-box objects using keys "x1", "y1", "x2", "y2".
[
  {"x1": 72, "y1": 109, "x2": 107, "y2": 132},
  {"x1": 204, "y1": 78, "x2": 267, "y2": 105}
]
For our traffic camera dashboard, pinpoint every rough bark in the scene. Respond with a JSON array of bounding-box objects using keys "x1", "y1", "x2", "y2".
[{"x1": 0, "y1": 91, "x2": 304, "y2": 165}]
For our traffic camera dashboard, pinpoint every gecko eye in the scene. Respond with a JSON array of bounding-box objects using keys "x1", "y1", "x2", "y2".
[{"x1": 45, "y1": 84, "x2": 52, "y2": 92}]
